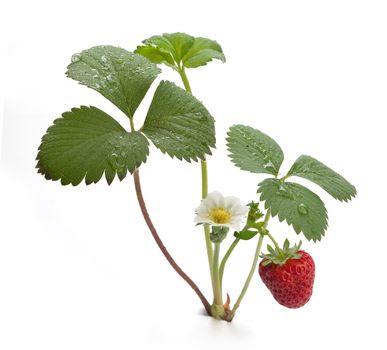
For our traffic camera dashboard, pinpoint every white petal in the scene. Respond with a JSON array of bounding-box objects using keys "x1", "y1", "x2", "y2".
[
  {"x1": 199, "y1": 218, "x2": 215, "y2": 225},
  {"x1": 194, "y1": 209, "x2": 214, "y2": 221},
  {"x1": 231, "y1": 205, "x2": 249, "y2": 217},
  {"x1": 194, "y1": 214, "x2": 203, "y2": 223},
  {"x1": 205, "y1": 191, "x2": 225, "y2": 208},
  {"x1": 228, "y1": 220, "x2": 241, "y2": 231},
  {"x1": 229, "y1": 216, "x2": 242, "y2": 225},
  {"x1": 223, "y1": 196, "x2": 241, "y2": 211},
  {"x1": 194, "y1": 192, "x2": 249, "y2": 231},
  {"x1": 196, "y1": 202, "x2": 210, "y2": 217}
]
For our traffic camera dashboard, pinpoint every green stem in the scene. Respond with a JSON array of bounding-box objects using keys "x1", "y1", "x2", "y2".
[
  {"x1": 279, "y1": 175, "x2": 289, "y2": 182},
  {"x1": 266, "y1": 230, "x2": 284, "y2": 259},
  {"x1": 219, "y1": 237, "x2": 240, "y2": 289},
  {"x1": 218, "y1": 221, "x2": 252, "y2": 294},
  {"x1": 200, "y1": 159, "x2": 208, "y2": 198},
  {"x1": 129, "y1": 117, "x2": 135, "y2": 132},
  {"x1": 212, "y1": 242, "x2": 223, "y2": 305},
  {"x1": 128, "y1": 107, "x2": 135, "y2": 132},
  {"x1": 179, "y1": 66, "x2": 192, "y2": 93},
  {"x1": 226, "y1": 210, "x2": 271, "y2": 321},
  {"x1": 227, "y1": 234, "x2": 264, "y2": 320},
  {"x1": 177, "y1": 66, "x2": 215, "y2": 301},
  {"x1": 204, "y1": 224, "x2": 215, "y2": 291},
  {"x1": 201, "y1": 161, "x2": 214, "y2": 273}
]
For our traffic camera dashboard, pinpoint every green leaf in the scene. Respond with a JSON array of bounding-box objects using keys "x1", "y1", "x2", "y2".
[
  {"x1": 257, "y1": 178, "x2": 328, "y2": 241},
  {"x1": 227, "y1": 125, "x2": 284, "y2": 176},
  {"x1": 134, "y1": 45, "x2": 176, "y2": 69},
  {"x1": 182, "y1": 37, "x2": 226, "y2": 68},
  {"x1": 135, "y1": 33, "x2": 192, "y2": 68},
  {"x1": 36, "y1": 106, "x2": 149, "y2": 185},
  {"x1": 141, "y1": 80, "x2": 215, "y2": 162},
  {"x1": 287, "y1": 155, "x2": 357, "y2": 202},
  {"x1": 162, "y1": 32, "x2": 195, "y2": 64},
  {"x1": 66, "y1": 46, "x2": 160, "y2": 118},
  {"x1": 234, "y1": 230, "x2": 259, "y2": 240},
  {"x1": 136, "y1": 33, "x2": 225, "y2": 69}
]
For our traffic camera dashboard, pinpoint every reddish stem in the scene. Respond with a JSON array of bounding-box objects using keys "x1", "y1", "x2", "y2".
[{"x1": 133, "y1": 169, "x2": 212, "y2": 315}]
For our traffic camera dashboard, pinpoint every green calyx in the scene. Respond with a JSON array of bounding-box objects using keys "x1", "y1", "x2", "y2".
[
  {"x1": 210, "y1": 226, "x2": 229, "y2": 243},
  {"x1": 260, "y1": 239, "x2": 302, "y2": 266}
]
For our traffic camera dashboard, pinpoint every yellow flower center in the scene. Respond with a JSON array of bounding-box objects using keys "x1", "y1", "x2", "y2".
[{"x1": 209, "y1": 208, "x2": 231, "y2": 224}]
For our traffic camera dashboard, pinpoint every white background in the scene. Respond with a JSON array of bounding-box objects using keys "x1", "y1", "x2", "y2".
[{"x1": 1, "y1": 1, "x2": 386, "y2": 349}]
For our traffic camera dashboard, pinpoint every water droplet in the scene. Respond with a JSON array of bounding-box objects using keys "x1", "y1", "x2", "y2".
[
  {"x1": 71, "y1": 53, "x2": 81, "y2": 63},
  {"x1": 277, "y1": 184, "x2": 294, "y2": 199},
  {"x1": 297, "y1": 203, "x2": 309, "y2": 215},
  {"x1": 134, "y1": 66, "x2": 145, "y2": 74},
  {"x1": 120, "y1": 151, "x2": 126, "y2": 157},
  {"x1": 263, "y1": 159, "x2": 276, "y2": 172},
  {"x1": 108, "y1": 153, "x2": 118, "y2": 167},
  {"x1": 108, "y1": 152, "x2": 126, "y2": 170}
]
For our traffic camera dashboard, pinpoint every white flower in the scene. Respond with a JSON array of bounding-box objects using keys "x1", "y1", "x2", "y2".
[{"x1": 194, "y1": 191, "x2": 249, "y2": 231}]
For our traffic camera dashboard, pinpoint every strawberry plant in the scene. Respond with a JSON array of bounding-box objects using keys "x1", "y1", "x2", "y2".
[{"x1": 36, "y1": 32, "x2": 356, "y2": 322}]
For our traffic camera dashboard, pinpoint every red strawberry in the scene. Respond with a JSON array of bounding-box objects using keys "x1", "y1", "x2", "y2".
[{"x1": 258, "y1": 240, "x2": 315, "y2": 308}]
